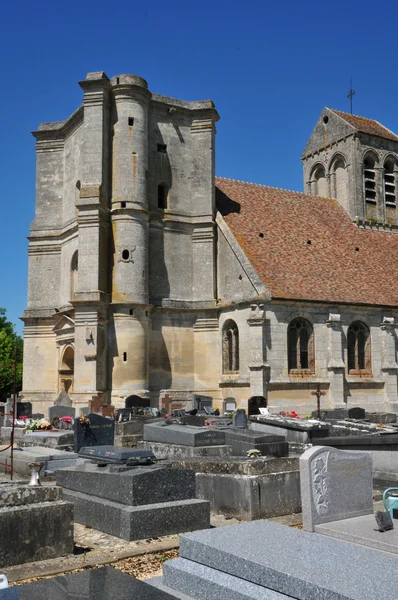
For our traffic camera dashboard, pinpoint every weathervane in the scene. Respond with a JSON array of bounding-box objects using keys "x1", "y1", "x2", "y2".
[{"x1": 347, "y1": 77, "x2": 356, "y2": 115}]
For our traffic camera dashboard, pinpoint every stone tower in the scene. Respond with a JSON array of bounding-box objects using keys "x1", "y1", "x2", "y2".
[
  {"x1": 302, "y1": 108, "x2": 398, "y2": 227},
  {"x1": 22, "y1": 72, "x2": 219, "y2": 413}
]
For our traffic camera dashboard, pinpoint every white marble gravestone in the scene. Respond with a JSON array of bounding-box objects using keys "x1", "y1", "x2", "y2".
[{"x1": 300, "y1": 445, "x2": 373, "y2": 531}]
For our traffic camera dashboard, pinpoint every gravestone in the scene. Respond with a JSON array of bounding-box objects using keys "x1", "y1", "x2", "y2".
[
  {"x1": 16, "y1": 402, "x2": 32, "y2": 418},
  {"x1": 54, "y1": 390, "x2": 72, "y2": 407},
  {"x1": 49, "y1": 404, "x2": 75, "y2": 425},
  {"x1": 193, "y1": 394, "x2": 213, "y2": 412},
  {"x1": 223, "y1": 428, "x2": 288, "y2": 457},
  {"x1": 125, "y1": 394, "x2": 150, "y2": 408},
  {"x1": 300, "y1": 445, "x2": 373, "y2": 531},
  {"x1": 233, "y1": 408, "x2": 247, "y2": 428},
  {"x1": 74, "y1": 413, "x2": 115, "y2": 453},
  {"x1": 348, "y1": 407, "x2": 366, "y2": 420},
  {"x1": 144, "y1": 423, "x2": 225, "y2": 447}
]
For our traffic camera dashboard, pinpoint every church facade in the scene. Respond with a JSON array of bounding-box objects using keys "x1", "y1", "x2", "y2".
[{"x1": 22, "y1": 72, "x2": 398, "y2": 415}]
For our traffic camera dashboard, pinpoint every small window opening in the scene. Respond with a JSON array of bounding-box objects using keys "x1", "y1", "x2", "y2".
[
  {"x1": 123, "y1": 352, "x2": 127, "y2": 362},
  {"x1": 121, "y1": 201, "x2": 126, "y2": 208},
  {"x1": 157, "y1": 143, "x2": 167, "y2": 153},
  {"x1": 128, "y1": 117, "x2": 134, "y2": 126},
  {"x1": 259, "y1": 232, "x2": 264, "y2": 238},
  {"x1": 307, "y1": 240, "x2": 312, "y2": 245},
  {"x1": 146, "y1": 311, "x2": 148, "y2": 317},
  {"x1": 355, "y1": 247, "x2": 359, "y2": 252},
  {"x1": 116, "y1": 77, "x2": 120, "y2": 84},
  {"x1": 122, "y1": 249, "x2": 130, "y2": 260},
  {"x1": 158, "y1": 184, "x2": 168, "y2": 209},
  {"x1": 323, "y1": 115, "x2": 329, "y2": 125},
  {"x1": 364, "y1": 156, "x2": 377, "y2": 203},
  {"x1": 129, "y1": 309, "x2": 134, "y2": 316}
]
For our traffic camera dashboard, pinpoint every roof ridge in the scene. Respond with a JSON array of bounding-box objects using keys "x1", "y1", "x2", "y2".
[{"x1": 216, "y1": 176, "x2": 335, "y2": 199}]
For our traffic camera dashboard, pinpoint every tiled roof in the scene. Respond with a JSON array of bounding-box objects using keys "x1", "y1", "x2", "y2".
[
  {"x1": 216, "y1": 177, "x2": 398, "y2": 307},
  {"x1": 330, "y1": 109, "x2": 398, "y2": 142}
]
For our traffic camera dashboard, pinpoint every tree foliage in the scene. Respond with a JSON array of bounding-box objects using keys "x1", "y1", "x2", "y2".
[{"x1": 0, "y1": 308, "x2": 23, "y2": 401}]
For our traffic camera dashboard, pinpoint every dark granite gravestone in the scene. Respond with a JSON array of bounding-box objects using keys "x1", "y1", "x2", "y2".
[
  {"x1": 79, "y1": 445, "x2": 155, "y2": 464},
  {"x1": 125, "y1": 394, "x2": 150, "y2": 408},
  {"x1": 223, "y1": 428, "x2": 288, "y2": 457},
  {"x1": 233, "y1": 408, "x2": 247, "y2": 428},
  {"x1": 193, "y1": 394, "x2": 213, "y2": 412},
  {"x1": 74, "y1": 413, "x2": 115, "y2": 453},
  {"x1": 54, "y1": 390, "x2": 73, "y2": 407},
  {"x1": 56, "y1": 463, "x2": 210, "y2": 541},
  {"x1": 16, "y1": 402, "x2": 32, "y2": 418},
  {"x1": 143, "y1": 423, "x2": 225, "y2": 447},
  {"x1": 0, "y1": 566, "x2": 178, "y2": 599},
  {"x1": 49, "y1": 405, "x2": 75, "y2": 425},
  {"x1": 348, "y1": 407, "x2": 366, "y2": 420}
]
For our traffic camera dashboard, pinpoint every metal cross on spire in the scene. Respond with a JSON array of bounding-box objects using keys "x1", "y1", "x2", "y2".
[{"x1": 347, "y1": 77, "x2": 356, "y2": 114}]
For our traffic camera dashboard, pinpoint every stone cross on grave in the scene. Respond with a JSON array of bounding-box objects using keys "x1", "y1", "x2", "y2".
[{"x1": 311, "y1": 384, "x2": 326, "y2": 420}]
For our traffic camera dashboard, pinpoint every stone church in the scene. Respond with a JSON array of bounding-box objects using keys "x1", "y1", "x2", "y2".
[{"x1": 22, "y1": 72, "x2": 398, "y2": 415}]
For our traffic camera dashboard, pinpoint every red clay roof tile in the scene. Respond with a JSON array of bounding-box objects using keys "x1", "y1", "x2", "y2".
[
  {"x1": 216, "y1": 177, "x2": 398, "y2": 307},
  {"x1": 330, "y1": 109, "x2": 398, "y2": 142}
]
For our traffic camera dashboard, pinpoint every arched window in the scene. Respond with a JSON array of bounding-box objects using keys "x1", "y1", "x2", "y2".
[
  {"x1": 71, "y1": 251, "x2": 78, "y2": 300},
  {"x1": 363, "y1": 153, "x2": 378, "y2": 220},
  {"x1": 347, "y1": 321, "x2": 371, "y2": 375},
  {"x1": 313, "y1": 165, "x2": 328, "y2": 197},
  {"x1": 288, "y1": 318, "x2": 314, "y2": 372},
  {"x1": 222, "y1": 320, "x2": 239, "y2": 373},
  {"x1": 384, "y1": 158, "x2": 396, "y2": 205},
  {"x1": 158, "y1": 183, "x2": 168, "y2": 209},
  {"x1": 331, "y1": 156, "x2": 348, "y2": 208}
]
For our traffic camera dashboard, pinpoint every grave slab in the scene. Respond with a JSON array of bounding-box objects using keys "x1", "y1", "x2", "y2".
[
  {"x1": 138, "y1": 441, "x2": 231, "y2": 459},
  {"x1": 56, "y1": 462, "x2": 196, "y2": 505},
  {"x1": 144, "y1": 423, "x2": 225, "y2": 446},
  {"x1": 22, "y1": 430, "x2": 74, "y2": 449},
  {"x1": 177, "y1": 519, "x2": 398, "y2": 600},
  {"x1": 315, "y1": 513, "x2": 398, "y2": 554},
  {"x1": 63, "y1": 489, "x2": 210, "y2": 541},
  {"x1": 78, "y1": 445, "x2": 155, "y2": 463},
  {"x1": 0, "y1": 566, "x2": 179, "y2": 600},
  {"x1": 300, "y1": 445, "x2": 373, "y2": 531},
  {"x1": 223, "y1": 428, "x2": 288, "y2": 457}
]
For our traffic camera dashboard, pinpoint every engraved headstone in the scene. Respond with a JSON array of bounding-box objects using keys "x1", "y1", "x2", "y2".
[
  {"x1": 74, "y1": 413, "x2": 115, "y2": 453},
  {"x1": 233, "y1": 408, "x2": 247, "y2": 429},
  {"x1": 300, "y1": 445, "x2": 373, "y2": 531},
  {"x1": 224, "y1": 397, "x2": 236, "y2": 412},
  {"x1": 16, "y1": 402, "x2": 32, "y2": 418},
  {"x1": 54, "y1": 391, "x2": 72, "y2": 407}
]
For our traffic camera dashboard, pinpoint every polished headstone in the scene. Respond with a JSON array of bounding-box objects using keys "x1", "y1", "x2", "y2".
[
  {"x1": 143, "y1": 423, "x2": 225, "y2": 447},
  {"x1": 300, "y1": 445, "x2": 373, "y2": 531},
  {"x1": 0, "y1": 567, "x2": 179, "y2": 599},
  {"x1": 348, "y1": 407, "x2": 366, "y2": 420},
  {"x1": 74, "y1": 413, "x2": 114, "y2": 452}
]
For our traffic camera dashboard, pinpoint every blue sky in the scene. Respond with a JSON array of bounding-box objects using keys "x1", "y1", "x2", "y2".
[{"x1": 1, "y1": 0, "x2": 397, "y2": 333}]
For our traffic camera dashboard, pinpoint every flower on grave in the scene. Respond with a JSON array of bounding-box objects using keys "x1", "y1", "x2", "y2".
[
  {"x1": 247, "y1": 448, "x2": 261, "y2": 458},
  {"x1": 60, "y1": 416, "x2": 73, "y2": 423},
  {"x1": 19, "y1": 416, "x2": 28, "y2": 420},
  {"x1": 25, "y1": 418, "x2": 52, "y2": 432},
  {"x1": 79, "y1": 414, "x2": 90, "y2": 426}
]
